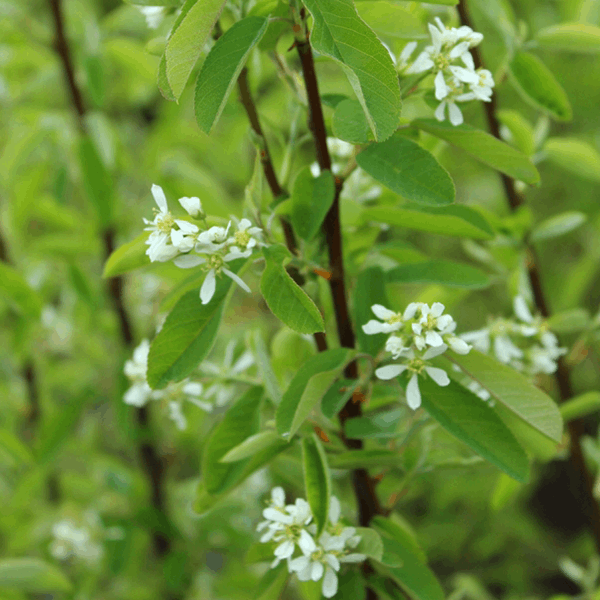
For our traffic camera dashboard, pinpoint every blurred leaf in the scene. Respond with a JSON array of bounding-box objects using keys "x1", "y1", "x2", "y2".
[
  {"x1": 124, "y1": 0, "x2": 180, "y2": 4},
  {"x1": 83, "y1": 54, "x2": 105, "y2": 107},
  {"x1": 546, "y1": 308, "x2": 590, "y2": 333},
  {"x1": 291, "y1": 167, "x2": 336, "y2": 241},
  {"x1": 202, "y1": 386, "x2": 262, "y2": 494},
  {"x1": 302, "y1": 434, "x2": 331, "y2": 536},
  {"x1": 386, "y1": 260, "x2": 491, "y2": 289},
  {"x1": 260, "y1": 245, "x2": 325, "y2": 334},
  {"x1": 508, "y1": 52, "x2": 572, "y2": 121},
  {"x1": 0, "y1": 429, "x2": 35, "y2": 466},
  {"x1": 355, "y1": 2, "x2": 425, "y2": 39},
  {"x1": 256, "y1": 563, "x2": 289, "y2": 599},
  {"x1": 103, "y1": 232, "x2": 148, "y2": 278},
  {"x1": 414, "y1": 119, "x2": 540, "y2": 185},
  {"x1": 302, "y1": 0, "x2": 401, "y2": 141},
  {"x1": 371, "y1": 516, "x2": 426, "y2": 564},
  {"x1": 530, "y1": 211, "x2": 587, "y2": 242},
  {"x1": 354, "y1": 527, "x2": 384, "y2": 561},
  {"x1": 536, "y1": 22, "x2": 600, "y2": 53},
  {"x1": 0, "y1": 559, "x2": 71, "y2": 593},
  {"x1": 321, "y1": 377, "x2": 360, "y2": 419},
  {"x1": 328, "y1": 449, "x2": 401, "y2": 469},
  {"x1": 220, "y1": 431, "x2": 283, "y2": 462},
  {"x1": 195, "y1": 17, "x2": 268, "y2": 133},
  {"x1": 491, "y1": 472, "x2": 522, "y2": 511},
  {"x1": 250, "y1": 330, "x2": 282, "y2": 404},
  {"x1": 560, "y1": 392, "x2": 600, "y2": 423},
  {"x1": 276, "y1": 348, "x2": 355, "y2": 438},
  {"x1": 148, "y1": 260, "x2": 246, "y2": 388},
  {"x1": 332, "y1": 99, "x2": 371, "y2": 144},
  {"x1": 345, "y1": 408, "x2": 403, "y2": 440},
  {"x1": 544, "y1": 138, "x2": 600, "y2": 181},
  {"x1": 78, "y1": 135, "x2": 113, "y2": 226},
  {"x1": 357, "y1": 137, "x2": 455, "y2": 206},
  {"x1": 497, "y1": 110, "x2": 536, "y2": 155},
  {"x1": 165, "y1": 0, "x2": 226, "y2": 100},
  {"x1": 0, "y1": 263, "x2": 42, "y2": 319},
  {"x1": 354, "y1": 266, "x2": 389, "y2": 358},
  {"x1": 446, "y1": 350, "x2": 563, "y2": 442},
  {"x1": 363, "y1": 204, "x2": 494, "y2": 240},
  {"x1": 420, "y1": 379, "x2": 529, "y2": 482}
]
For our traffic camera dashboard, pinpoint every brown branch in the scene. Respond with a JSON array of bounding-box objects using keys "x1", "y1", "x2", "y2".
[
  {"x1": 458, "y1": 0, "x2": 600, "y2": 554},
  {"x1": 48, "y1": 0, "x2": 176, "y2": 562}
]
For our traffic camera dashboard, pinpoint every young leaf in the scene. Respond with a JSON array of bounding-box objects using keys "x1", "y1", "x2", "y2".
[
  {"x1": 497, "y1": 110, "x2": 536, "y2": 156},
  {"x1": 354, "y1": 266, "x2": 389, "y2": 358},
  {"x1": 0, "y1": 263, "x2": 42, "y2": 319},
  {"x1": 530, "y1": 211, "x2": 587, "y2": 242},
  {"x1": 386, "y1": 260, "x2": 491, "y2": 289},
  {"x1": 147, "y1": 260, "x2": 245, "y2": 388},
  {"x1": 536, "y1": 23, "x2": 600, "y2": 54},
  {"x1": 560, "y1": 392, "x2": 600, "y2": 423},
  {"x1": 446, "y1": 350, "x2": 563, "y2": 442},
  {"x1": 413, "y1": 119, "x2": 540, "y2": 185},
  {"x1": 260, "y1": 245, "x2": 325, "y2": 334},
  {"x1": 78, "y1": 135, "x2": 113, "y2": 226},
  {"x1": 508, "y1": 52, "x2": 572, "y2": 121},
  {"x1": 332, "y1": 99, "x2": 372, "y2": 144},
  {"x1": 165, "y1": 0, "x2": 227, "y2": 101},
  {"x1": 276, "y1": 348, "x2": 355, "y2": 438},
  {"x1": 301, "y1": 0, "x2": 402, "y2": 142},
  {"x1": 220, "y1": 431, "x2": 283, "y2": 463},
  {"x1": 544, "y1": 138, "x2": 600, "y2": 182},
  {"x1": 291, "y1": 167, "x2": 336, "y2": 241},
  {"x1": 356, "y1": 137, "x2": 455, "y2": 206},
  {"x1": 354, "y1": 527, "x2": 384, "y2": 561},
  {"x1": 0, "y1": 558, "x2": 72, "y2": 593},
  {"x1": 419, "y1": 378, "x2": 529, "y2": 482},
  {"x1": 0, "y1": 429, "x2": 35, "y2": 466},
  {"x1": 302, "y1": 434, "x2": 331, "y2": 536},
  {"x1": 102, "y1": 232, "x2": 149, "y2": 278},
  {"x1": 362, "y1": 204, "x2": 494, "y2": 240},
  {"x1": 195, "y1": 17, "x2": 268, "y2": 133},
  {"x1": 202, "y1": 386, "x2": 262, "y2": 494}
]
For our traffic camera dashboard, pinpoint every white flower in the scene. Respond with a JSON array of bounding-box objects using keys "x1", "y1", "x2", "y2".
[
  {"x1": 376, "y1": 345, "x2": 450, "y2": 410},
  {"x1": 326, "y1": 137, "x2": 354, "y2": 159},
  {"x1": 179, "y1": 196, "x2": 203, "y2": 218},
  {"x1": 435, "y1": 96, "x2": 470, "y2": 126},
  {"x1": 196, "y1": 222, "x2": 231, "y2": 253},
  {"x1": 227, "y1": 218, "x2": 262, "y2": 254},
  {"x1": 168, "y1": 401, "x2": 187, "y2": 430},
  {"x1": 49, "y1": 519, "x2": 103, "y2": 563},
  {"x1": 385, "y1": 335, "x2": 409, "y2": 358},
  {"x1": 411, "y1": 302, "x2": 455, "y2": 350},
  {"x1": 170, "y1": 220, "x2": 199, "y2": 252},
  {"x1": 137, "y1": 5, "x2": 164, "y2": 29},
  {"x1": 362, "y1": 304, "x2": 405, "y2": 335},
  {"x1": 174, "y1": 251, "x2": 251, "y2": 305},
  {"x1": 469, "y1": 68, "x2": 495, "y2": 101},
  {"x1": 123, "y1": 340, "x2": 164, "y2": 407},
  {"x1": 397, "y1": 41, "x2": 418, "y2": 71}
]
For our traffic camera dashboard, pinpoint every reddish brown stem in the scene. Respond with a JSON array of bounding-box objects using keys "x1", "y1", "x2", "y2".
[{"x1": 458, "y1": 0, "x2": 600, "y2": 554}]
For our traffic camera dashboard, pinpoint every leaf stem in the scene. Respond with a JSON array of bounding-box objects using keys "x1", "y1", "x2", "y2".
[{"x1": 458, "y1": 0, "x2": 600, "y2": 554}]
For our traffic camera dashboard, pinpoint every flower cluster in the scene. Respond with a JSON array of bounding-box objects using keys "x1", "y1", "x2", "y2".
[
  {"x1": 143, "y1": 184, "x2": 262, "y2": 304},
  {"x1": 49, "y1": 515, "x2": 104, "y2": 563},
  {"x1": 257, "y1": 488, "x2": 366, "y2": 598},
  {"x1": 363, "y1": 302, "x2": 471, "y2": 409},
  {"x1": 461, "y1": 296, "x2": 567, "y2": 377},
  {"x1": 402, "y1": 18, "x2": 494, "y2": 126},
  {"x1": 123, "y1": 339, "x2": 213, "y2": 430}
]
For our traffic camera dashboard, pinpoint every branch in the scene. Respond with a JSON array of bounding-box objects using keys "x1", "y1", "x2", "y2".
[
  {"x1": 458, "y1": 0, "x2": 600, "y2": 553},
  {"x1": 48, "y1": 0, "x2": 176, "y2": 562}
]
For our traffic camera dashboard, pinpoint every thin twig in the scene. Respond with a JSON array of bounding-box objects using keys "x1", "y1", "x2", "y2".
[{"x1": 458, "y1": 0, "x2": 600, "y2": 553}]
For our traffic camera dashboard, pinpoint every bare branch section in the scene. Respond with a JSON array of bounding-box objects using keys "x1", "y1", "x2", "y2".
[
  {"x1": 458, "y1": 0, "x2": 600, "y2": 554},
  {"x1": 47, "y1": 0, "x2": 176, "y2": 562}
]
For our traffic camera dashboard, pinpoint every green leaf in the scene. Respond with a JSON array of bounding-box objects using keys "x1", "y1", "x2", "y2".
[
  {"x1": 547, "y1": 308, "x2": 590, "y2": 334},
  {"x1": 414, "y1": 119, "x2": 540, "y2": 185},
  {"x1": 491, "y1": 472, "x2": 522, "y2": 511},
  {"x1": 158, "y1": 54, "x2": 176, "y2": 101},
  {"x1": 329, "y1": 449, "x2": 401, "y2": 469},
  {"x1": 371, "y1": 516, "x2": 426, "y2": 564},
  {"x1": 508, "y1": 52, "x2": 572, "y2": 121},
  {"x1": 354, "y1": 266, "x2": 389, "y2": 357},
  {"x1": 0, "y1": 429, "x2": 35, "y2": 466},
  {"x1": 78, "y1": 135, "x2": 113, "y2": 226},
  {"x1": 301, "y1": 0, "x2": 402, "y2": 142},
  {"x1": 537, "y1": 23, "x2": 600, "y2": 54},
  {"x1": 354, "y1": 2, "x2": 425, "y2": 39},
  {"x1": 386, "y1": 260, "x2": 491, "y2": 289},
  {"x1": 0, "y1": 263, "x2": 42, "y2": 319},
  {"x1": 165, "y1": 0, "x2": 227, "y2": 101},
  {"x1": 260, "y1": 245, "x2": 325, "y2": 334},
  {"x1": 302, "y1": 434, "x2": 331, "y2": 536},
  {"x1": 195, "y1": 17, "x2": 268, "y2": 133},
  {"x1": 291, "y1": 167, "x2": 336, "y2": 240},
  {"x1": 220, "y1": 431, "x2": 283, "y2": 462},
  {"x1": 544, "y1": 138, "x2": 600, "y2": 182},
  {"x1": 363, "y1": 204, "x2": 494, "y2": 240},
  {"x1": 276, "y1": 348, "x2": 355, "y2": 438},
  {"x1": 202, "y1": 386, "x2": 262, "y2": 494},
  {"x1": 497, "y1": 110, "x2": 536, "y2": 156},
  {"x1": 83, "y1": 54, "x2": 105, "y2": 107},
  {"x1": 356, "y1": 137, "x2": 455, "y2": 206},
  {"x1": 332, "y1": 98, "x2": 372, "y2": 144},
  {"x1": 345, "y1": 408, "x2": 403, "y2": 440},
  {"x1": 124, "y1": 0, "x2": 180, "y2": 5},
  {"x1": 255, "y1": 563, "x2": 289, "y2": 600},
  {"x1": 102, "y1": 232, "x2": 149, "y2": 278},
  {"x1": 0, "y1": 558, "x2": 72, "y2": 593},
  {"x1": 147, "y1": 261, "x2": 245, "y2": 388},
  {"x1": 420, "y1": 378, "x2": 529, "y2": 482},
  {"x1": 354, "y1": 527, "x2": 384, "y2": 561},
  {"x1": 560, "y1": 392, "x2": 600, "y2": 423},
  {"x1": 321, "y1": 377, "x2": 360, "y2": 419},
  {"x1": 446, "y1": 350, "x2": 563, "y2": 442},
  {"x1": 530, "y1": 211, "x2": 587, "y2": 242},
  {"x1": 250, "y1": 330, "x2": 282, "y2": 404}
]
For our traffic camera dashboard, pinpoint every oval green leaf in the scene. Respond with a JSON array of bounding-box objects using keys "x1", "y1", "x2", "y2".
[
  {"x1": 0, "y1": 558, "x2": 72, "y2": 593},
  {"x1": 544, "y1": 138, "x2": 600, "y2": 182},
  {"x1": 102, "y1": 232, "x2": 149, "y2": 278},
  {"x1": 220, "y1": 431, "x2": 283, "y2": 463},
  {"x1": 530, "y1": 211, "x2": 587, "y2": 242},
  {"x1": 291, "y1": 167, "x2": 336, "y2": 240},
  {"x1": 386, "y1": 260, "x2": 491, "y2": 289},
  {"x1": 537, "y1": 23, "x2": 600, "y2": 54},
  {"x1": 560, "y1": 392, "x2": 600, "y2": 423},
  {"x1": 356, "y1": 137, "x2": 455, "y2": 206},
  {"x1": 332, "y1": 98, "x2": 372, "y2": 144},
  {"x1": 302, "y1": 434, "x2": 331, "y2": 536}
]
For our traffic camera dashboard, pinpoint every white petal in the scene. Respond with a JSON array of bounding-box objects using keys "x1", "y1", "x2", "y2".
[
  {"x1": 362, "y1": 320, "x2": 392, "y2": 334},
  {"x1": 399, "y1": 41, "x2": 417, "y2": 64},
  {"x1": 434, "y1": 70, "x2": 449, "y2": 100},
  {"x1": 179, "y1": 196, "x2": 201, "y2": 217},
  {"x1": 449, "y1": 40, "x2": 470, "y2": 59},
  {"x1": 322, "y1": 568, "x2": 338, "y2": 598},
  {"x1": 311, "y1": 561, "x2": 324, "y2": 581},
  {"x1": 272, "y1": 487, "x2": 285, "y2": 507},
  {"x1": 238, "y1": 218, "x2": 252, "y2": 231},
  {"x1": 151, "y1": 184, "x2": 168, "y2": 213},
  {"x1": 222, "y1": 268, "x2": 251, "y2": 293},
  {"x1": 423, "y1": 343, "x2": 448, "y2": 359},
  {"x1": 425, "y1": 366, "x2": 450, "y2": 386},
  {"x1": 407, "y1": 52, "x2": 434, "y2": 74},
  {"x1": 435, "y1": 101, "x2": 447, "y2": 122},
  {"x1": 406, "y1": 374, "x2": 421, "y2": 410},
  {"x1": 375, "y1": 364, "x2": 406, "y2": 380},
  {"x1": 200, "y1": 269, "x2": 217, "y2": 305},
  {"x1": 174, "y1": 219, "x2": 199, "y2": 233},
  {"x1": 430, "y1": 302, "x2": 445, "y2": 317},
  {"x1": 298, "y1": 529, "x2": 317, "y2": 555},
  {"x1": 448, "y1": 102, "x2": 464, "y2": 126},
  {"x1": 448, "y1": 336, "x2": 471, "y2": 355},
  {"x1": 371, "y1": 304, "x2": 396, "y2": 320},
  {"x1": 340, "y1": 553, "x2": 367, "y2": 563},
  {"x1": 514, "y1": 295, "x2": 533, "y2": 323},
  {"x1": 274, "y1": 539, "x2": 295, "y2": 559},
  {"x1": 174, "y1": 255, "x2": 205, "y2": 269},
  {"x1": 403, "y1": 303, "x2": 419, "y2": 320},
  {"x1": 462, "y1": 52, "x2": 475, "y2": 71},
  {"x1": 450, "y1": 65, "x2": 479, "y2": 84},
  {"x1": 329, "y1": 496, "x2": 341, "y2": 525},
  {"x1": 124, "y1": 384, "x2": 150, "y2": 407},
  {"x1": 425, "y1": 330, "x2": 444, "y2": 347},
  {"x1": 324, "y1": 553, "x2": 340, "y2": 571},
  {"x1": 262, "y1": 507, "x2": 293, "y2": 524},
  {"x1": 182, "y1": 382, "x2": 203, "y2": 396},
  {"x1": 289, "y1": 556, "x2": 310, "y2": 572}
]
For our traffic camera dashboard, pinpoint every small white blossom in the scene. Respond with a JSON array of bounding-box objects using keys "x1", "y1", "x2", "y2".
[
  {"x1": 123, "y1": 340, "x2": 163, "y2": 407},
  {"x1": 179, "y1": 196, "x2": 203, "y2": 218},
  {"x1": 137, "y1": 5, "x2": 165, "y2": 29},
  {"x1": 196, "y1": 223, "x2": 232, "y2": 253},
  {"x1": 362, "y1": 304, "x2": 406, "y2": 335},
  {"x1": 227, "y1": 218, "x2": 262, "y2": 254},
  {"x1": 49, "y1": 518, "x2": 103, "y2": 563}
]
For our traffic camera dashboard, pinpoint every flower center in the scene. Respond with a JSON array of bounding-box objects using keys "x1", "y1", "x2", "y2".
[
  {"x1": 155, "y1": 211, "x2": 175, "y2": 233},
  {"x1": 206, "y1": 254, "x2": 224, "y2": 272},
  {"x1": 234, "y1": 230, "x2": 251, "y2": 248},
  {"x1": 434, "y1": 53, "x2": 450, "y2": 70},
  {"x1": 386, "y1": 313, "x2": 403, "y2": 325},
  {"x1": 408, "y1": 358, "x2": 426, "y2": 374}
]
